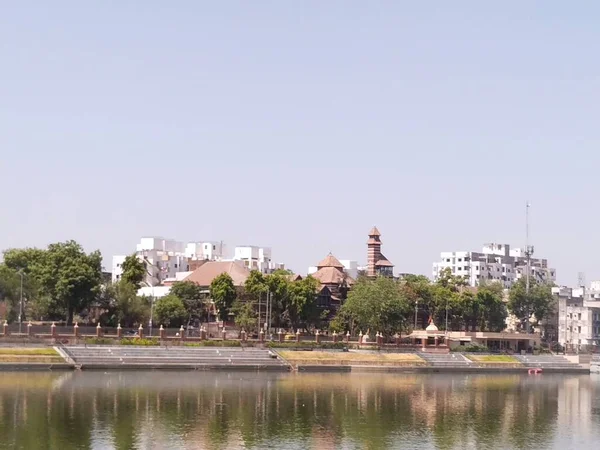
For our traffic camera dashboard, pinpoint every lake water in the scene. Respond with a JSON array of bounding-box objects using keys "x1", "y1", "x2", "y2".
[{"x1": 0, "y1": 371, "x2": 598, "y2": 449}]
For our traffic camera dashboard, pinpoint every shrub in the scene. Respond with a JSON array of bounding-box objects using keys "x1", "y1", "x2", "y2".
[
  {"x1": 120, "y1": 337, "x2": 160, "y2": 346},
  {"x1": 461, "y1": 344, "x2": 489, "y2": 353},
  {"x1": 267, "y1": 341, "x2": 347, "y2": 350},
  {"x1": 85, "y1": 337, "x2": 116, "y2": 345}
]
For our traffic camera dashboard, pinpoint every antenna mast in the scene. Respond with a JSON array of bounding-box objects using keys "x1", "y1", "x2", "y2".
[{"x1": 525, "y1": 201, "x2": 534, "y2": 333}]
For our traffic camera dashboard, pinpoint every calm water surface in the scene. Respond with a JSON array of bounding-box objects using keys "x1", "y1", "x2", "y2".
[{"x1": 0, "y1": 371, "x2": 598, "y2": 449}]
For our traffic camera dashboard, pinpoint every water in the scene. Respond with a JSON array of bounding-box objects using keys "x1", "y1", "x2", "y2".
[{"x1": 0, "y1": 372, "x2": 598, "y2": 450}]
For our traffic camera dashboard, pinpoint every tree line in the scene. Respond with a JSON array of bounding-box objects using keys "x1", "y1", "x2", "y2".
[{"x1": 0, "y1": 241, "x2": 555, "y2": 336}]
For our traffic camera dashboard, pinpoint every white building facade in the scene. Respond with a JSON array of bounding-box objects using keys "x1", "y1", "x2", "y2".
[
  {"x1": 233, "y1": 246, "x2": 274, "y2": 273},
  {"x1": 112, "y1": 237, "x2": 190, "y2": 287},
  {"x1": 432, "y1": 243, "x2": 556, "y2": 289},
  {"x1": 554, "y1": 285, "x2": 600, "y2": 350}
]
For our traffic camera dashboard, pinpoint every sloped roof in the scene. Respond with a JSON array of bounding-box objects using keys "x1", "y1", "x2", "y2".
[
  {"x1": 368, "y1": 226, "x2": 381, "y2": 237},
  {"x1": 312, "y1": 266, "x2": 346, "y2": 285},
  {"x1": 375, "y1": 254, "x2": 394, "y2": 267},
  {"x1": 183, "y1": 261, "x2": 251, "y2": 287},
  {"x1": 312, "y1": 266, "x2": 355, "y2": 285},
  {"x1": 317, "y1": 253, "x2": 344, "y2": 269}
]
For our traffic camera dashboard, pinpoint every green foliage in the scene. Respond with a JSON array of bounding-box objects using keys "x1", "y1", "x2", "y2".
[
  {"x1": 170, "y1": 280, "x2": 206, "y2": 322},
  {"x1": 334, "y1": 277, "x2": 410, "y2": 337},
  {"x1": 120, "y1": 254, "x2": 146, "y2": 289},
  {"x1": 84, "y1": 337, "x2": 116, "y2": 345},
  {"x1": 99, "y1": 281, "x2": 150, "y2": 328},
  {"x1": 460, "y1": 343, "x2": 489, "y2": 353},
  {"x1": 154, "y1": 294, "x2": 187, "y2": 328},
  {"x1": 508, "y1": 278, "x2": 554, "y2": 331},
  {"x1": 120, "y1": 337, "x2": 160, "y2": 346},
  {"x1": 287, "y1": 276, "x2": 320, "y2": 330},
  {"x1": 2, "y1": 241, "x2": 103, "y2": 324},
  {"x1": 231, "y1": 299, "x2": 257, "y2": 331},
  {"x1": 210, "y1": 273, "x2": 237, "y2": 321}
]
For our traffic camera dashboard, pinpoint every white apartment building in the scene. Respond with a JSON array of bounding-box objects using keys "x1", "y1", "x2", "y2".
[
  {"x1": 185, "y1": 241, "x2": 225, "y2": 261},
  {"x1": 112, "y1": 237, "x2": 190, "y2": 287},
  {"x1": 554, "y1": 286, "x2": 600, "y2": 349},
  {"x1": 432, "y1": 243, "x2": 556, "y2": 289},
  {"x1": 233, "y1": 246, "x2": 274, "y2": 273}
]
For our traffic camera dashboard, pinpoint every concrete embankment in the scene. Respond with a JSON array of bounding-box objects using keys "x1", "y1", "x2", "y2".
[
  {"x1": 62, "y1": 346, "x2": 291, "y2": 371},
  {"x1": 0, "y1": 346, "x2": 591, "y2": 374}
]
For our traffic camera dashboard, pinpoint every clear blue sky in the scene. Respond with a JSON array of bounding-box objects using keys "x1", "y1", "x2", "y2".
[{"x1": 2, "y1": 1, "x2": 599, "y2": 286}]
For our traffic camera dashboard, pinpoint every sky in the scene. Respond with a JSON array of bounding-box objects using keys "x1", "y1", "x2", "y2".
[{"x1": 1, "y1": 1, "x2": 600, "y2": 286}]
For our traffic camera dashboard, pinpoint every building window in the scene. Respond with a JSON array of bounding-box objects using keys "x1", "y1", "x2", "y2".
[
  {"x1": 579, "y1": 313, "x2": 582, "y2": 320},
  {"x1": 458, "y1": 267, "x2": 462, "y2": 271},
  {"x1": 213, "y1": 245, "x2": 216, "y2": 250},
  {"x1": 578, "y1": 326, "x2": 582, "y2": 333},
  {"x1": 458, "y1": 258, "x2": 462, "y2": 262},
  {"x1": 446, "y1": 259, "x2": 451, "y2": 262}
]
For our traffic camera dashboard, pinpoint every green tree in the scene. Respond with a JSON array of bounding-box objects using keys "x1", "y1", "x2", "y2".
[
  {"x1": 333, "y1": 277, "x2": 410, "y2": 337},
  {"x1": 508, "y1": 278, "x2": 553, "y2": 332},
  {"x1": 120, "y1": 254, "x2": 146, "y2": 288},
  {"x1": 99, "y1": 281, "x2": 151, "y2": 327},
  {"x1": 3, "y1": 241, "x2": 103, "y2": 324},
  {"x1": 170, "y1": 280, "x2": 206, "y2": 322},
  {"x1": 231, "y1": 299, "x2": 257, "y2": 331},
  {"x1": 287, "y1": 276, "x2": 319, "y2": 330},
  {"x1": 154, "y1": 294, "x2": 187, "y2": 328},
  {"x1": 210, "y1": 273, "x2": 237, "y2": 321},
  {"x1": 477, "y1": 283, "x2": 508, "y2": 332}
]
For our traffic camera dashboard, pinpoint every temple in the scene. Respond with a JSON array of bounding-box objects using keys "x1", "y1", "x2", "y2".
[{"x1": 367, "y1": 226, "x2": 394, "y2": 277}]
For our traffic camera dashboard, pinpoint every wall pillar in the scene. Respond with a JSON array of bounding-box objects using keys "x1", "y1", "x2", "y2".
[
  {"x1": 51, "y1": 322, "x2": 57, "y2": 338},
  {"x1": 117, "y1": 324, "x2": 123, "y2": 339},
  {"x1": 3, "y1": 321, "x2": 9, "y2": 337},
  {"x1": 138, "y1": 324, "x2": 143, "y2": 339},
  {"x1": 159, "y1": 325, "x2": 165, "y2": 340},
  {"x1": 278, "y1": 329, "x2": 284, "y2": 343},
  {"x1": 27, "y1": 321, "x2": 33, "y2": 337},
  {"x1": 96, "y1": 323, "x2": 103, "y2": 338},
  {"x1": 333, "y1": 331, "x2": 338, "y2": 344}
]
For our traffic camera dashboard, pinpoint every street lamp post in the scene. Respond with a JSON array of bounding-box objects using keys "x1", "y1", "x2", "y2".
[
  {"x1": 149, "y1": 286, "x2": 155, "y2": 337},
  {"x1": 414, "y1": 300, "x2": 419, "y2": 330},
  {"x1": 18, "y1": 271, "x2": 24, "y2": 335}
]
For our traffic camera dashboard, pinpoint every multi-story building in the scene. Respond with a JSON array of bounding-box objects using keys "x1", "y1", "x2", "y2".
[
  {"x1": 233, "y1": 246, "x2": 274, "y2": 273},
  {"x1": 185, "y1": 241, "x2": 226, "y2": 261},
  {"x1": 554, "y1": 285, "x2": 600, "y2": 350},
  {"x1": 112, "y1": 237, "x2": 190, "y2": 287},
  {"x1": 432, "y1": 243, "x2": 556, "y2": 288}
]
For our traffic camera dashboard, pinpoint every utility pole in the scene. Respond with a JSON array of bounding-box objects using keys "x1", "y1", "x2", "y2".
[
  {"x1": 18, "y1": 271, "x2": 24, "y2": 335},
  {"x1": 414, "y1": 300, "x2": 419, "y2": 330},
  {"x1": 258, "y1": 291, "x2": 262, "y2": 337}
]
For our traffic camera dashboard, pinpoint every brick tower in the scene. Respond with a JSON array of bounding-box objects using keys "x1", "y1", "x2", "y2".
[{"x1": 367, "y1": 226, "x2": 382, "y2": 277}]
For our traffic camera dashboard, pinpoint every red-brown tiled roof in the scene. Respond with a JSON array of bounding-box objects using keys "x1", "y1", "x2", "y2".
[
  {"x1": 368, "y1": 226, "x2": 381, "y2": 237},
  {"x1": 183, "y1": 261, "x2": 251, "y2": 287},
  {"x1": 317, "y1": 253, "x2": 344, "y2": 269},
  {"x1": 375, "y1": 254, "x2": 394, "y2": 267}
]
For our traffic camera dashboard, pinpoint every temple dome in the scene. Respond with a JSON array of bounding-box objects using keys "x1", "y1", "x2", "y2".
[{"x1": 426, "y1": 321, "x2": 439, "y2": 332}]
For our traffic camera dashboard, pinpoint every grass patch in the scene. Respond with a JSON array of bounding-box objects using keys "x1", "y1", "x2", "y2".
[
  {"x1": 467, "y1": 355, "x2": 519, "y2": 363},
  {"x1": 0, "y1": 348, "x2": 58, "y2": 356},
  {"x1": 278, "y1": 351, "x2": 423, "y2": 363},
  {"x1": 0, "y1": 356, "x2": 65, "y2": 363}
]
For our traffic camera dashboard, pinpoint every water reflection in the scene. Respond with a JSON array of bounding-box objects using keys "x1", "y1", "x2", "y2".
[{"x1": 0, "y1": 372, "x2": 598, "y2": 449}]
